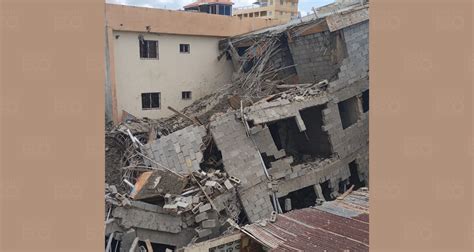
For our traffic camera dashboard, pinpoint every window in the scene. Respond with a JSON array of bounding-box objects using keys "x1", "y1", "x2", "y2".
[
  {"x1": 348, "y1": 160, "x2": 366, "y2": 189},
  {"x1": 139, "y1": 39, "x2": 158, "y2": 59},
  {"x1": 338, "y1": 96, "x2": 360, "y2": 129},
  {"x1": 141, "y1": 92, "x2": 160, "y2": 109},
  {"x1": 179, "y1": 44, "x2": 190, "y2": 53},
  {"x1": 280, "y1": 0, "x2": 284, "y2": 5},
  {"x1": 182, "y1": 91, "x2": 192, "y2": 100},
  {"x1": 270, "y1": 0, "x2": 273, "y2": 5},
  {"x1": 269, "y1": 11, "x2": 272, "y2": 16}
]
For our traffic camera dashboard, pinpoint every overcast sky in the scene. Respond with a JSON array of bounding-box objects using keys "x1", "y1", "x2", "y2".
[{"x1": 106, "y1": 0, "x2": 335, "y2": 16}]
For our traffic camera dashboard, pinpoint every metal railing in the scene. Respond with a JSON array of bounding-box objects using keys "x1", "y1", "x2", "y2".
[{"x1": 233, "y1": 2, "x2": 269, "y2": 11}]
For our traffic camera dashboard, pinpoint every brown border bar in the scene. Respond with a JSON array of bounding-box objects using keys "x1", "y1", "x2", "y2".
[
  {"x1": 1, "y1": 0, "x2": 105, "y2": 251},
  {"x1": 371, "y1": 0, "x2": 473, "y2": 251}
]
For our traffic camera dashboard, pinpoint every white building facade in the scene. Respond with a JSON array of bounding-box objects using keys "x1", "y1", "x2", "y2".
[
  {"x1": 113, "y1": 31, "x2": 232, "y2": 118},
  {"x1": 105, "y1": 4, "x2": 282, "y2": 122}
]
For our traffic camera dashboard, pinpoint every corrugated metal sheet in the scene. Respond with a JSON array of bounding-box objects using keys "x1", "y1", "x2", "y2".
[{"x1": 242, "y1": 190, "x2": 369, "y2": 251}]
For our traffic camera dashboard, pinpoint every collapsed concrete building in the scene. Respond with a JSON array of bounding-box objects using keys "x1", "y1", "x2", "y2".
[
  {"x1": 105, "y1": 2, "x2": 369, "y2": 251},
  {"x1": 213, "y1": 2, "x2": 369, "y2": 222}
]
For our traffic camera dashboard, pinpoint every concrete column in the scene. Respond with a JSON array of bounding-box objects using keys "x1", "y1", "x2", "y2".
[
  {"x1": 313, "y1": 184, "x2": 325, "y2": 202},
  {"x1": 284, "y1": 198, "x2": 292, "y2": 211}
]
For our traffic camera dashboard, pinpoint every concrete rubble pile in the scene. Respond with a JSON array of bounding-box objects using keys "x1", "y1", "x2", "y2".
[
  {"x1": 105, "y1": 167, "x2": 243, "y2": 246},
  {"x1": 105, "y1": 2, "x2": 369, "y2": 251}
]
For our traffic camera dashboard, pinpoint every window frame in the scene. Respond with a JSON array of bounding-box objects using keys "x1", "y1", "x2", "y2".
[
  {"x1": 181, "y1": 91, "x2": 192, "y2": 100},
  {"x1": 141, "y1": 92, "x2": 161, "y2": 110},
  {"x1": 139, "y1": 39, "x2": 159, "y2": 59},
  {"x1": 179, "y1": 44, "x2": 190, "y2": 54}
]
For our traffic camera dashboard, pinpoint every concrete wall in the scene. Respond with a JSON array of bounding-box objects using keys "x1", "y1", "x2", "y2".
[
  {"x1": 329, "y1": 20, "x2": 369, "y2": 90},
  {"x1": 289, "y1": 30, "x2": 346, "y2": 83},
  {"x1": 289, "y1": 20, "x2": 368, "y2": 86},
  {"x1": 113, "y1": 31, "x2": 234, "y2": 118},
  {"x1": 210, "y1": 113, "x2": 274, "y2": 222}
]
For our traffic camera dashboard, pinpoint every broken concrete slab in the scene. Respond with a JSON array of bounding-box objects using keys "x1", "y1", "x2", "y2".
[
  {"x1": 131, "y1": 169, "x2": 188, "y2": 200},
  {"x1": 113, "y1": 207, "x2": 183, "y2": 233},
  {"x1": 199, "y1": 203, "x2": 212, "y2": 213},
  {"x1": 195, "y1": 227, "x2": 212, "y2": 238},
  {"x1": 194, "y1": 212, "x2": 208, "y2": 223}
]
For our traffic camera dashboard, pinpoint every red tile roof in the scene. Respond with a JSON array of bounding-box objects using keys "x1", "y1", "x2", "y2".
[
  {"x1": 242, "y1": 190, "x2": 369, "y2": 251},
  {"x1": 184, "y1": 0, "x2": 234, "y2": 9}
]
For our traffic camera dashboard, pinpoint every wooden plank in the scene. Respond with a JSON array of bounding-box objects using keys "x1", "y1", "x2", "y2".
[{"x1": 145, "y1": 239, "x2": 154, "y2": 252}]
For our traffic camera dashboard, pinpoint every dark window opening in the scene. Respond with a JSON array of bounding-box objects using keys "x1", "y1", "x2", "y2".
[
  {"x1": 338, "y1": 96, "x2": 360, "y2": 129},
  {"x1": 320, "y1": 180, "x2": 332, "y2": 201},
  {"x1": 338, "y1": 179, "x2": 349, "y2": 194},
  {"x1": 266, "y1": 104, "x2": 332, "y2": 166},
  {"x1": 349, "y1": 160, "x2": 365, "y2": 189},
  {"x1": 105, "y1": 235, "x2": 121, "y2": 252},
  {"x1": 261, "y1": 152, "x2": 277, "y2": 169},
  {"x1": 141, "y1": 92, "x2": 160, "y2": 110},
  {"x1": 139, "y1": 39, "x2": 158, "y2": 59},
  {"x1": 278, "y1": 185, "x2": 318, "y2": 213},
  {"x1": 237, "y1": 208, "x2": 249, "y2": 225},
  {"x1": 199, "y1": 137, "x2": 224, "y2": 172},
  {"x1": 247, "y1": 120, "x2": 255, "y2": 128},
  {"x1": 182, "y1": 91, "x2": 192, "y2": 100},
  {"x1": 199, "y1": 5, "x2": 209, "y2": 13},
  {"x1": 361, "y1": 89, "x2": 369, "y2": 113},
  {"x1": 179, "y1": 43, "x2": 190, "y2": 53}
]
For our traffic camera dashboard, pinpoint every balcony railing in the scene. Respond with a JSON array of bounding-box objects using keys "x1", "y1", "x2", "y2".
[{"x1": 234, "y1": 3, "x2": 268, "y2": 11}]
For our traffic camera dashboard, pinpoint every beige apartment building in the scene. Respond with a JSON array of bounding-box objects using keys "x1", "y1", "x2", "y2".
[
  {"x1": 233, "y1": 0, "x2": 299, "y2": 23},
  {"x1": 105, "y1": 4, "x2": 282, "y2": 122}
]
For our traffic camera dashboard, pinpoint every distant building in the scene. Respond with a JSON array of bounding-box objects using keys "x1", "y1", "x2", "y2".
[
  {"x1": 233, "y1": 0, "x2": 299, "y2": 23},
  {"x1": 105, "y1": 4, "x2": 282, "y2": 122},
  {"x1": 183, "y1": 0, "x2": 233, "y2": 16}
]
